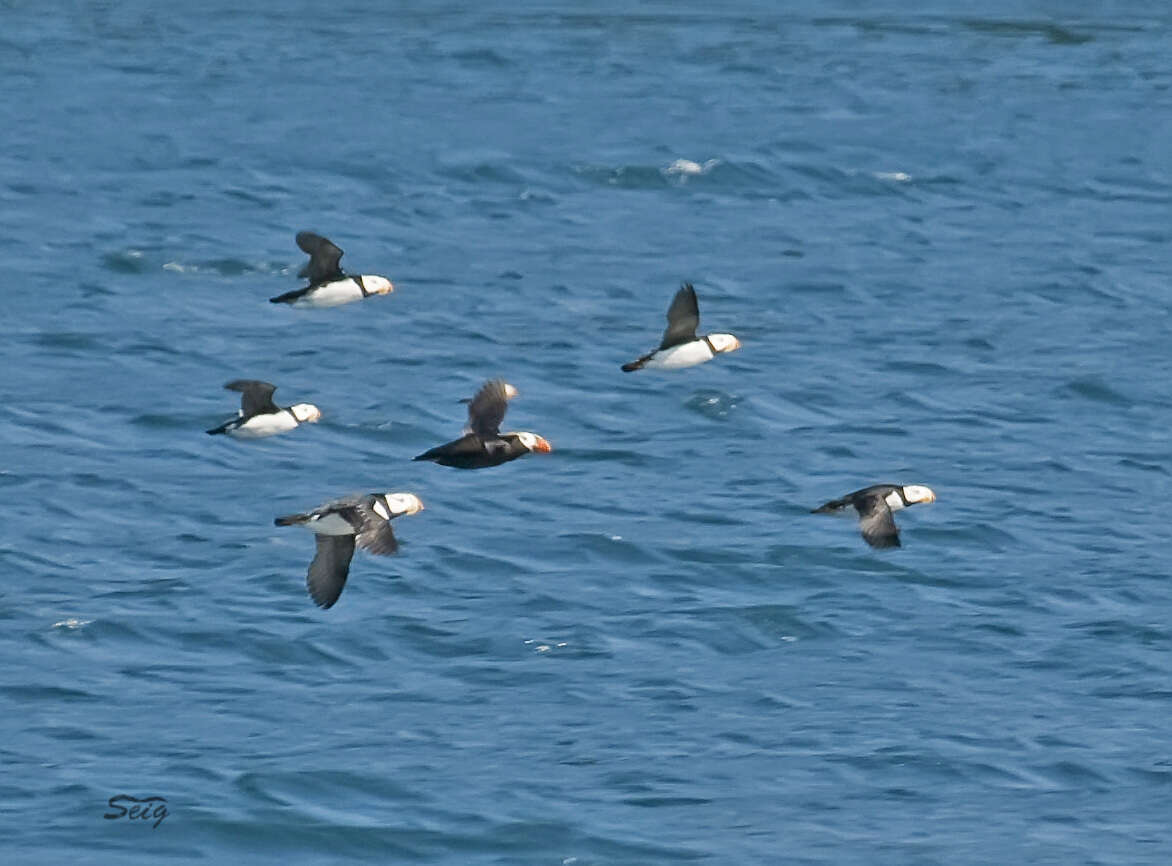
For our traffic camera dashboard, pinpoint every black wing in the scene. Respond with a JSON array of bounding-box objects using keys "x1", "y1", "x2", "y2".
[
  {"x1": 659, "y1": 283, "x2": 700, "y2": 349},
  {"x1": 354, "y1": 500, "x2": 399, "y2": 556},
  {"x1": 307, "y1": 534, "x2": 356, "y2": 609},
  {"x1": 465, "y1": 379, "x2": 511, "y2": 440},
  {"x1": 295, "y1": 231, "x2": 345, "y2": 285},
  {"x1": 224, "y1": 380, "x2": 279, "y2": 418},
  {"x1": 856, "y1": 494, "x2": 901, "y2": 549}
]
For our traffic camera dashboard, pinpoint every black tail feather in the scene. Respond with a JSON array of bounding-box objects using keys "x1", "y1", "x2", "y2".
[{"x1": 274, "y1": 513, "x2": 308, "y2": 526}]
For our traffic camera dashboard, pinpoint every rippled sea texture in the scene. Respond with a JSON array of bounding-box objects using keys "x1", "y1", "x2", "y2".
[{"x1": 3, "y1": 4, "x2": 1171, "y2": 864}]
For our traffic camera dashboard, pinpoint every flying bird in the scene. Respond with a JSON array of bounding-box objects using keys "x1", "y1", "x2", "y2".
[
  {"x1": 413, "y1": 379, "x2": 552, "y2": 469},
  {"x1": 811, "y1": 484, "x2": 936, "y2": 548},
  {"x1": 621, "y1": 283, "x2": 741, "y2": 371},
  {"x1": 269, "y1": 231, "x2": 394, "y2": 308},
  {"x1": 206, "y1": 380, "x2": 321, "y2": 438},
  {"x1": 275, "y1": 492, "x2": 424, "y2": 609}
]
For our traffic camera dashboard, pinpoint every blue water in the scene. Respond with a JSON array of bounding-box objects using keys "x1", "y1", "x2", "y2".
[{"x1": 3, "y1": 3, "x2": 1171, "y2": 863}]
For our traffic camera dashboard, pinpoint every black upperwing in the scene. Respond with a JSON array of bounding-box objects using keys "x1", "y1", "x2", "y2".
[
  {"x1": 295, "y1": 231, "x2": 346, "y2": 285},
  {"x1": 855, "y1": 493, "x2": 901, "y2": 549},
  {"x1": 659, "y1": 283, "x2": 700, "y2": 349},
  {"x1": 224, "y1": 379, "x2": 280, "y2": 419},
  {"x1": 307, "y1": 534, "x2": 357, "y2": 609},
  {"x1": 465, "y1": 379, "x2": 512, "y2": 440}
]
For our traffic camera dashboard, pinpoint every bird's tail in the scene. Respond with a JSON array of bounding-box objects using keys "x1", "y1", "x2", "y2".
[
  {"x1": 274, "y1": 513, "x2": 309, "y2": 526},
  {"x1": 620, "y1": 358, "x2": 646, "y2": 372},
  {"x1": 206, "y1": 422, "x2": 229, "y2": 435},
  {"x1": 268, "y1": 287, "x2": 305, "y2": 304}
]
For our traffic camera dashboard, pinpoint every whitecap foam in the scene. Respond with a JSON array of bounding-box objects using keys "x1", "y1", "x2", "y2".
[{"x1": 664, "y1": 158, "x2": 720, "y2": 177}]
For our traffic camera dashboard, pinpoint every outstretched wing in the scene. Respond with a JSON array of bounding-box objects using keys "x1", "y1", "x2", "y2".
[
  {"x1": 856, "y1": 494, "x2": 901, "y2": 549},
  {"x1": 356, "y1": 518, "x2": 399, "y2": 556},
  {"x1": 224, "y1": 379, "x2": 279, "y2": 418},
  {"x1": 659, "y1": 283, "x2": 700, "y2": 349},
  {"x1": 465, "y1": 379, "x2": 511, "y2": 440},
  {"x1": 295, "y1": 231, "x2": 345, "y2": 285},
  {"x1": 307, "y1": 534, "x2": 356, "y2": 609}
]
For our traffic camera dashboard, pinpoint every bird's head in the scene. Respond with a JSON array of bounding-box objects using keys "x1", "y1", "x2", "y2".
[
  {"x1": 514, "y1": 432, "x2": 553, "y2": 454},
  {"x1": 364, "y1": 275, "x2": 394, "y2": 295},
  {"x1": 902, "y1": 485, "x2": 936, "y2": 505},
  {"x1": 382, "y1": 493, "x2": 425, "y2": 517},
  {"x1": 291, "y1": 403, "x2": 323, "y2": 423},
  {"x1": 708, "y1": 333, "x2": 742, "y2": 354}
]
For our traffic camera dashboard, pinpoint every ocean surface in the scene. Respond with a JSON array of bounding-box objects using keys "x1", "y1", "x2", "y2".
[{"x1": 2, "y1": 3, "x2": 1170, "y2": 863}]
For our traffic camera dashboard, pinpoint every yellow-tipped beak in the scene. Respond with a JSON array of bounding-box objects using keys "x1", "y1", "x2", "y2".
[{"x1": 532, "y1": 436, "x2": 553, "y2": 454}]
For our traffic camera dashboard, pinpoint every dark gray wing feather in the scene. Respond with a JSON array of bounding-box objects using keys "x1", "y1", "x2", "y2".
[
  {"x1": 659, "y1": 283, "x2": 700, "y2": 349},
  {"x1": 295, "y1": 231, "x2": 345, "y2": 285},
  {"x1": 224, "y1": 380, "x2": 279, "y2": 418},
  {"x1": 356, "y1": 519, "x2": 399, "y2": 556},
  {"x1": 465, "y1": 379, "x2": 511, "y2": 440},
  {"x1": 307, "y1": 534, "x2": 356, "y2": 609},
  {"x1": 856, "y1": 494, "x2": 901, "y2": 549}
]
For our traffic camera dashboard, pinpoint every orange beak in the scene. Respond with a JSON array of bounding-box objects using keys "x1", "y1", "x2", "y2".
[{"x1": 532, "y1": 436, "x2": 553, "y2": 454}]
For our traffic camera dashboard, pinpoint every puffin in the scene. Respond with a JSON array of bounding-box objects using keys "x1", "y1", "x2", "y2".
[
  {"x1": 413, "y1": 379, "x2": 552, "y2": 469},
  {"x1": 269, "y1": 231, "x2": 394, "y2": 308},
  {"x1": 275, "y1": 492, "x2": 424, "y2": 609},
  {"x1": 206, "y1": 380, "x2": 321, "y2": 438},
  {"x1": 811, "y1": 484, "x2": 936, "y2": 549},
  {"x1": 621, "y1": 283, "x2": 741, "y2": 371}
]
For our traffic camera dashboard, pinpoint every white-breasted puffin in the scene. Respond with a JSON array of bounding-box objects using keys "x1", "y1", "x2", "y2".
[
  {"x1": 275, "y1": 492, "x2": 424, "y2": 609},
  {"x1": 413, "y1": 379, "x2": 552, "y2": 469},
  {"x1": 811, "y1": 484, "x2": 936, "y2": 549},
  {"x1": 621, "y1": 283, "x2": 741, "y2": 372},
  {"x1": 269, "y1": 231, "x2": 394, "y2": 308},
  {"x1": 206, "y1": 380, "x2": 322, "y2": 438}
]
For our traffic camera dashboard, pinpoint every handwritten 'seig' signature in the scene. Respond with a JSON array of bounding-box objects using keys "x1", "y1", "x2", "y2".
[{"x1": 104, "y1": 794, "x2": 169, "y2": 828}]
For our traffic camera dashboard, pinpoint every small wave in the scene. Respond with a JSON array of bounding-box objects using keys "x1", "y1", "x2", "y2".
[
  {"x1": 663, "y1": 157, "x2": 721, "y2": 179},
  {"x1": 684, "y1": 389, "x2": 740, "y2": 421},
  {"x1": 1059, "y1": 377, "x2": 1132, "y2": 407}
]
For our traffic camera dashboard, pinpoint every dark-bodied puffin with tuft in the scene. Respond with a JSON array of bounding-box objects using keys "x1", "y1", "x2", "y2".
[{"x1": 413, "y1": 379, "x2": 552, "y2": 469}]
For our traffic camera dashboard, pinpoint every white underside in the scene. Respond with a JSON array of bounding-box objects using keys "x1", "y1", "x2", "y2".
[
  {"x1": 293, "y1": 278, "x2": 365, "y2": 308},
  {"x1": 642, "y1": 340, "x2": 715, "y2": 370},
  {"x1": 227, "y1": 412, "x2": 298, "y2": 438},
  {"x1": 304, "y1": 513, "x2": 355, "y2": 536}
]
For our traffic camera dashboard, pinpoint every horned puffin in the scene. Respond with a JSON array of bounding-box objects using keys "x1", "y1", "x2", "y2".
[
  {"x1": 413, "y1": 379, "x2": 552, "y2": 469},
  {"x1": 811, "y1": 484, "x2": 936, "y2": 549},
  {"x1": 269, "y1": 231, "x2": 394, "y2": 308},
  {"x1": 275, "y1": 492, "x2": 424, "y2": 609},
  {"x1": 206, "y1": 380, "x2": 321, "y2": 438},
  {"x1": 621, "y1": 283, "x2": 741, "y2": 372}
]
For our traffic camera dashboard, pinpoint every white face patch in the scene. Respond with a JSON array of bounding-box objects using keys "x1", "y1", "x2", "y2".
[
  {"x1": 708, "y1": 333, "x2": 741, "y2": 354},
  {"x1": 884, "y1": 490, "x2": 906, "y2": 511},
  {"x1": 291, "y1": 403, "x2": 322, "y2": 423},
  {"x1": 383, "y1": 493, "x2": 424, "y2": 516},
  {"x1": 902, "y1": 485, "x2": 936, "y2": 505},
  {"x1": 362, "y1": 275, "x2": 394, "y2": 295},
  {"x1": 372, "y1": 500, "x2": 390, "y2": 521}
]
